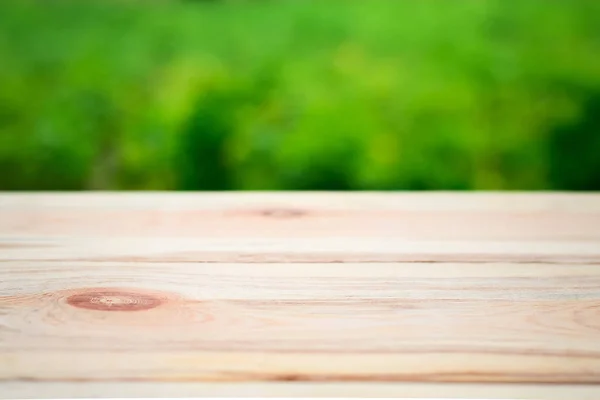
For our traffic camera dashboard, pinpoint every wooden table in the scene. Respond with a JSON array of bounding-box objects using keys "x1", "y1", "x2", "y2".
[{"x1": 1, "y1": 193, "x2": 600, "y2": 399}]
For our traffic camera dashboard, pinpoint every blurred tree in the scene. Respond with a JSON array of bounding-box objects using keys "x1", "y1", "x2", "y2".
[{"x1": 0, "y1": 0, "x2": 598, "y2": 191}]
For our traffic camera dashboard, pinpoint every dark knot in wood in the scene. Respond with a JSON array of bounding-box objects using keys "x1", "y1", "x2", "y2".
[
  {"x1": 66, "y1": 290, "x2": 163, "y2": 312},
  {"x1": 260, "y1": 208, "x2": 307, "y2": 218}
]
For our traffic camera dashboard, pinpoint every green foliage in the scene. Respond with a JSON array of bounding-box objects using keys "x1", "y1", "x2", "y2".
[{"x1": 1, "y1": 0, "x2": 599, "y2": 190}]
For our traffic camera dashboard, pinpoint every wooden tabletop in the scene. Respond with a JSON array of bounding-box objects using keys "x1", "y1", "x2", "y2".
[{"x1": 1, "y1": 192, "x2": 600, "y2": 399}]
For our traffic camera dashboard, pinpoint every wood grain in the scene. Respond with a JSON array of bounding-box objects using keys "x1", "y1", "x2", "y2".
[
  {"x1": 2, "y1": 193, "x2": 600, "y2": 264},
  {"x1": 1, "y1": 193, "x2": 600, "y2": 398},
  {"x1": 4, "y1": 382, "x2": 600, "y2": 399}
]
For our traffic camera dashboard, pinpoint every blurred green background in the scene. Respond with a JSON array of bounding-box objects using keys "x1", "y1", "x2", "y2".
[{"x1": 1, "y1": 0, "x2": 599, "y2": 191}]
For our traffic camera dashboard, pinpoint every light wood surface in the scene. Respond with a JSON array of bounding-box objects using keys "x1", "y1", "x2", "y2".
[
  {"x1": 4, "y1": 382, "x2": 600, "y2": 400},
  {"x1": 1, "y1": 192, "x2": 599, "y2": 398}
]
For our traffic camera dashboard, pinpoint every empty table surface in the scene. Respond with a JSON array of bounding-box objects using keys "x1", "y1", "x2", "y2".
[{"x1": 1, "y1": 192, "x2": 600, "y2": 399}]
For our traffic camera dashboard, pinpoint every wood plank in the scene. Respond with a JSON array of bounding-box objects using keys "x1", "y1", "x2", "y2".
[
  {"x1": 2, "y1": 261, "x2": 600, "y2": 384},
  {"x1": 2, "y1": 193, "x2": 600, "y2": 397},
  {"x1": 3, "y1": 382, "x2": 600, "y2": 399},
  {"x1": 2, "y1": 192, "x2": 600, "y2": 212},
  {"x1": 2, "y1": 383, "x2": 600, "y2": 400},
  {"x1": 2, "y1": 237, "x2": 600, "y2": 263},
  {"x1": 2, "y1": 193, "x2": 599, "y2": 240},
  {"x1": 1, "y1": 193, "x2": 600, "y2": 263}
]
